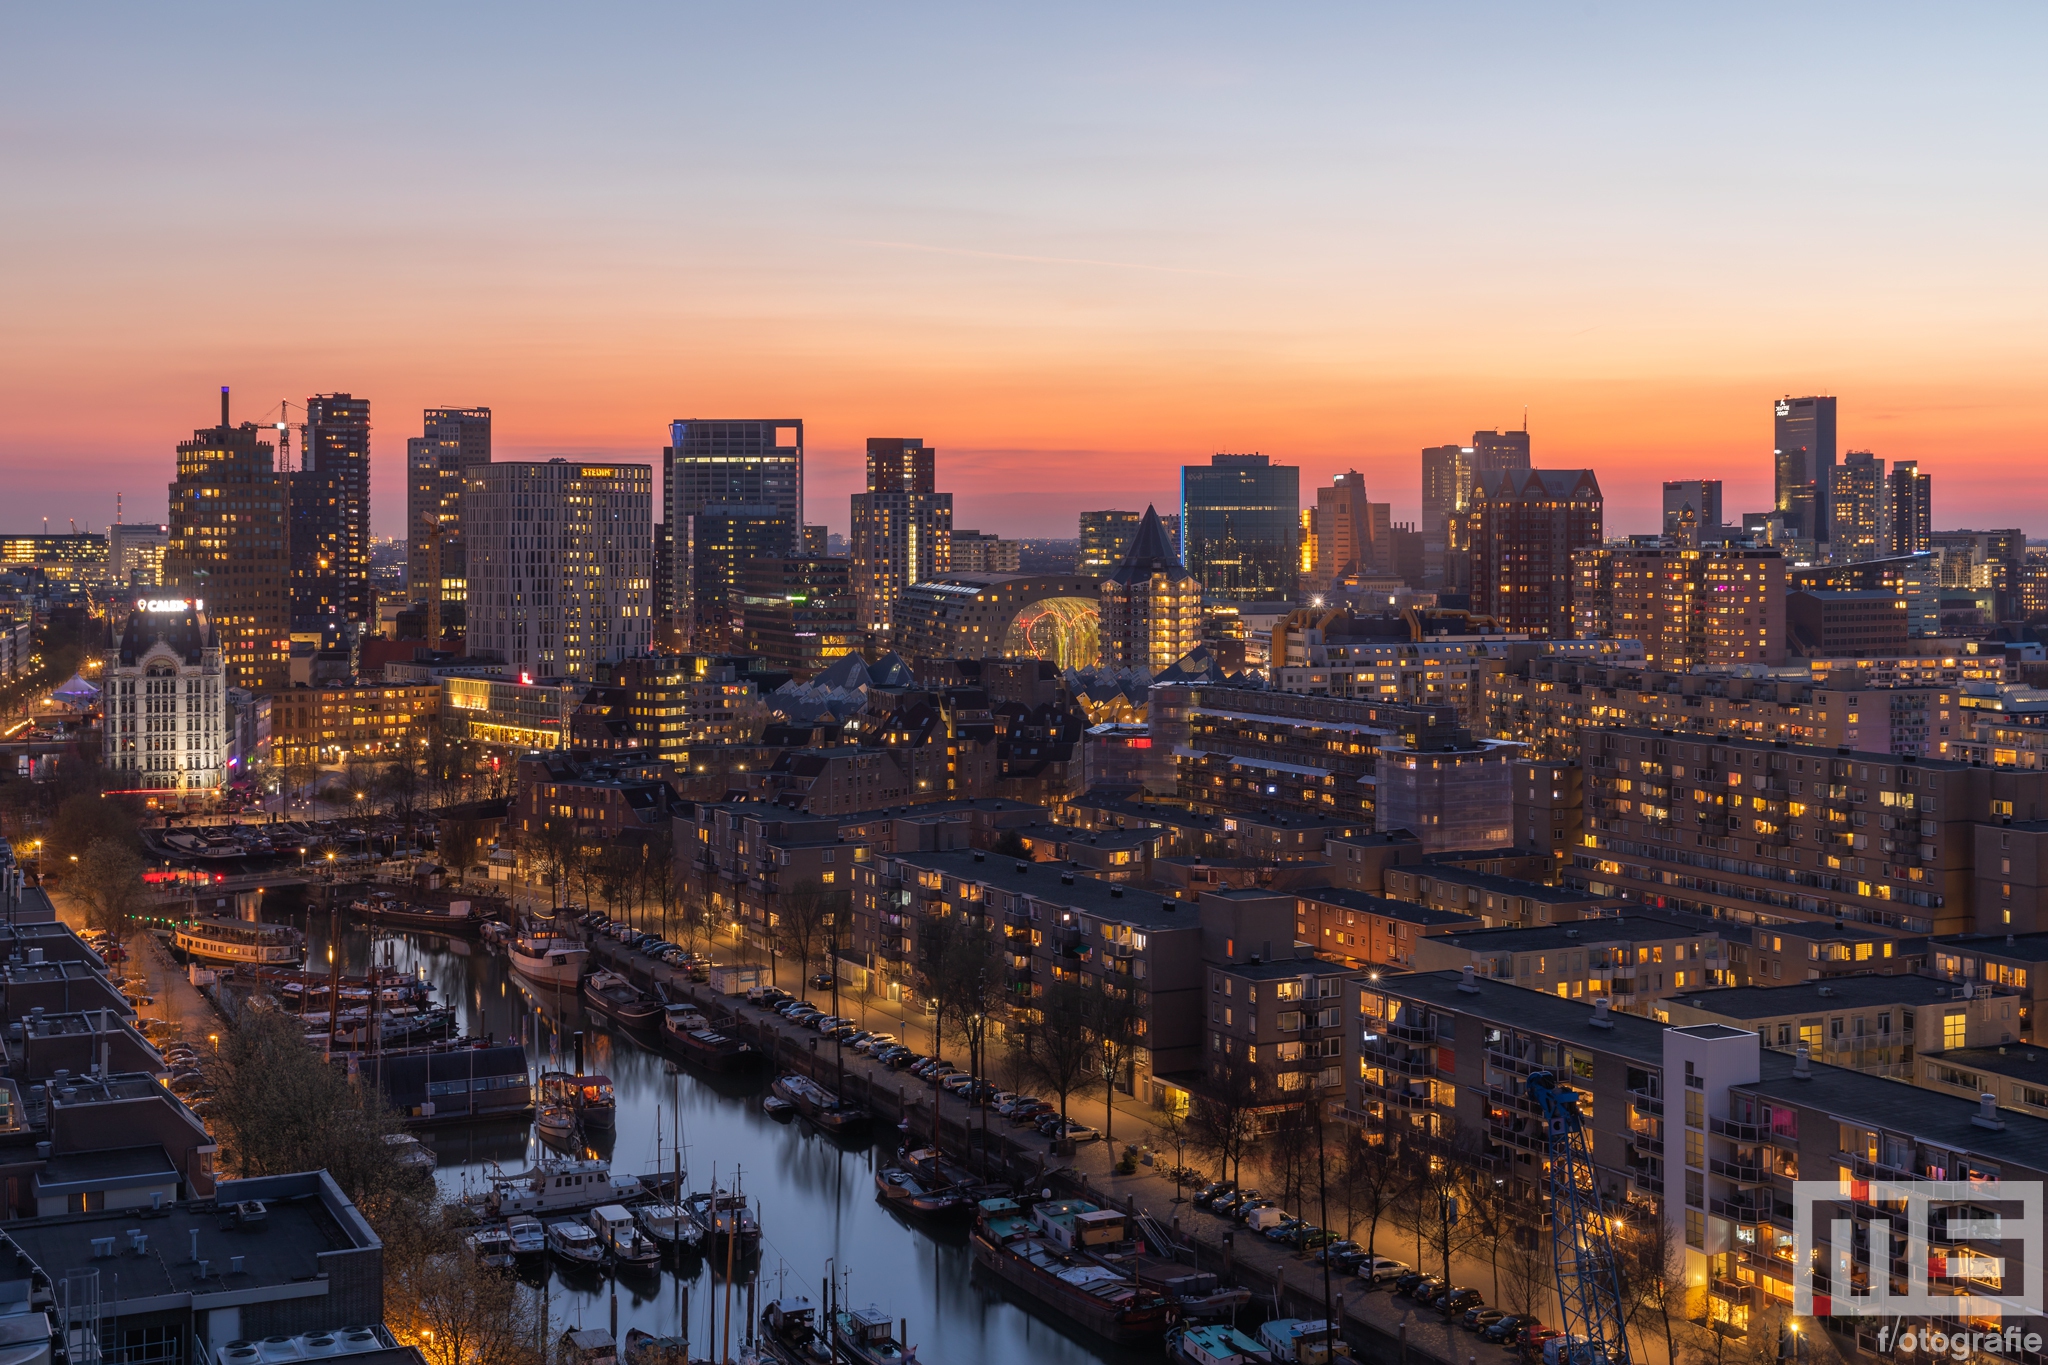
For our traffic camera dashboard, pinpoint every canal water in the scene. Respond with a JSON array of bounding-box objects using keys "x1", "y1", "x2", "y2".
[{"x1": 305, "y1": 919, "x2": 1154, "y2": 1365}]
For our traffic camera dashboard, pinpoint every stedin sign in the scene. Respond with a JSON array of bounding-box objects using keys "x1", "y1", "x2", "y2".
[{"x1": 1792, "y1": 1178, "x2": 2044, "y2": 1325}]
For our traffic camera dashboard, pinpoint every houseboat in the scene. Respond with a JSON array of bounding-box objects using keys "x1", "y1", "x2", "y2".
[
  {"x1": 546, "y1": 1218, "x2": 606, "y2": 1267},
  {"x1": 758, "y1": 1297, "x2": 824, "y2": 1365},
  {"x1": 476, "y1": 1157, "x2": 639, "y2": 1216},
  {"x1": 505, "y1": 1215, "x2": 547, "y2": 1262},
  {"x1": 1169, "y1": 1324, "x2": 1274, "y2": 1365},
  {"x1": 587, "y1": 1204, "x2": 662, "y2": 1268},
  {"x1": 631, "y1": 1198, "x2": 702, "y2": 1252},
  {"x1": 969, "y1": 1197, "x2": 1177, "y2": 1345},
  {"x1": 770, "y1": 1073, "x2": 869, "y2": 1137},
  {"x1": 663, "y1": 1008, "x2": 761, "y2": 1072},
  {"x1": 874, "y1": 1168, "x2": 970, "y2": 1221},
  {"x1": 348, "y1": 890, "x2": 492, "y2": 937},
  {"x1": 583, "y1": 970, "x2": 661, "y2": 1029},
  {"x1": 463, "y1": 1224, "x2": 516, "y2": 1271},
  {"x1": 370, "y1": 1042, "x2": 533, "y2": 1126},
  {"x1": 508, "y1": 931, "x2": 588, "y2": 986},
  {"x1": 829, "y1": 1306, "x2": 920, "y2": 1365},
  {"x1": 171, "y1": 916, "x2": 303, "y2": 967}
]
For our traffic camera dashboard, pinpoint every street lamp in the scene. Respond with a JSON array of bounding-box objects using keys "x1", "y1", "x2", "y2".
[{"x1": 209, "y1": 1033, "x2": 219, "y2": 1056}]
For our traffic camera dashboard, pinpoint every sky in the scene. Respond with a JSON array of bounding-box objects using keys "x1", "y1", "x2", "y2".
[{"x1": 2, "y1": 4, "x2": 2044, "y2": 540}]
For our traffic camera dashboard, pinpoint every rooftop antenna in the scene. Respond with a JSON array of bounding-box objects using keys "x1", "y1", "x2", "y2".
[
  {"x1": 1522, "y1": 405, "x2": 1529, "y2": 433},
  {"x1": 220, "y1": 385, "x2": 230, "y2": 427}
]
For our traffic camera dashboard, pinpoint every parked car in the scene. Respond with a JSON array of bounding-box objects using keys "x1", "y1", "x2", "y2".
[
  {"x1": 1192, "y1": 1181, "x2": 1237, "y2": 1210},
  {"x1": 1358, "y1": 1256, "x2": 1410, "y2": 1284},
  {"x1": 1290, "y1": 1225, "x2": 1335, "y2": 1251},
  {"x1": 1464, "y1": 1309, "x2": 1508, "y2": 1333},
  {"x1": 888, "y1": 1051, "x2": 926, "y2": 1071},
  {"x1": 1434, "y1": 1287, "x2": 1483, "y2": 1315},
  {"x1": 1482, "y1": 1316, "x2": 1542, "y2": 1345},
  {"x1": 855, "y1": 1033, "x2": 896, "y2": 1054},
  {"x1": 1008, "y1": 1102, "x2": 1051, "y2": 1126},
  {"x1": 940, "y1": 1073, "x2": 976, "y2": 1095},
  {"x1": 997, "y1": 1094, "x2": 1041, "y2": 1116},
  {"x1": 1314, "y1": 1240, "x2": 1361, "y2": 1270},
  {"x1": 1397, "y1": 1273, "x2": 1445, "y2": 1301},
  {"x1": 1211, "y1": 1190, "x2": 1259, "y2": 1219},
  {"x1": 1259, "y1": 1215, "x2": 1304, "y2": 1240},
  {"x1": 1049, "y1": 1120, "x2": 1099, "y2": 1143},
  {"x1": 809, "y1": 972, "x2": 834, "y2": 989},
  {"x1": 1232, "y1": 1198, "x2": 1277, "y2": 1225}
]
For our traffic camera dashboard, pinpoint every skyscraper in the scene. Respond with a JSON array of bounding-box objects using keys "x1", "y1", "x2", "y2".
[
  {"x1": 1420, "y1": 444, "x2": 1466, "y2": 542},
  {"x1": 1098, "y1": 505, "x2": 1202, "y2": 670},
  {"x1": 741, "y1": 555, "x2": 860, "y2": 677},
  {"x1": 1890, "y1": 460, "x2": 1932, "y2": 555},
  {"x1": 1077, "y1": 510, "x2": 1143, "y2": 577},
  {"x1": 1470, "y1": 429, "x2": 1531, "y2": 481},
  {"x1": 687, "y1": 505, "x2": 794, "y2": 649},
  {"x1": 290, "y1": 393, "x2": 372, "y2": 627},
  {"x1": 165, "y1": 387, "x2": 291, "y2": 691},
  {"x1": 405, "y1": 406, "x2": 491, "y2": 628},
  {"x1": 1468, "y1": 468, "x2": 1603, "y2": 638},
  {"x1": 1773, "y1": 395, "x2": 1838, "y2": 542},
  {"x1": 465, "y1": 460, "x2": 653, "y2": 680},
  {"x1": 1829, "y1": 451, "x2": 1891, "y2": 561},
  {"x1": 850, "y1": 437, "x2": 952, "y2": 630},
  {"x1": 1311, "y1": 470, "x2": 1391, "y2": 587},
  {"x1": 1180, "y1": 453, "x2": 1299, "y2": 600},
  {"x1": 1661, "y1": 480, "x2": 1724, "y2": 543},
  {"x1": 664, "y1": 419, "x2": 803, "y2": 642}
]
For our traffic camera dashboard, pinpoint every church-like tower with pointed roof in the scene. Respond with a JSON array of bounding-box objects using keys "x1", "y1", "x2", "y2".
[{"x1": 1096, "y1": 505, "x2": 1203, "y2": 670}]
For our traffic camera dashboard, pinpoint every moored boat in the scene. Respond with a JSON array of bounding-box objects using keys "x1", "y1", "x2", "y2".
[
  {"x1": 474, "y1": 1157, "x2": 639, "y2": 1216},
  {"x1": 969, "y1": 1196, "x2": 1177, "y2": 1344},
  {"x1": 583, "y1": 969, "x2": 662, "y2": 1029},
  {"x1": 1169, "y1": 1323, "x2": 1274, "y2": 1365},
  {"x1": 683, "y1": 1186, "x2": 761, "y2": 1258},
  {"x1": 631, "y1": 1198, "x2": 702, "y2": 1251},
  {"x1": 505, "y1": 1215, "x2": 547, "y2": 1261},
  {"x1": 759, "y1": 1297, "x2": 828, "y2": 1365},
  {"x1": 663, "y1": 1008, "x2": 761, "y2": 1072},
  {"x1": 172, "y1": 916, "x2": 303, "y2": 966},
  {"x1": 508, "y1": 932, "x2": 588, "y2": 986},
  {"x1": 770, "y1": 1073, "x2": 869, "y2": 1137},
  {"x1": 874, "y1": 1168, "x2": 970, "y2": 1221},
  {"x1": 464, "y1": 1223, "x2": 517, "y2": 1270},
  {"x1": 541, "y1": 1070, "x2": 616, "y2": 1130},
  {"x1": 349, "y1": 890, "x2": 493, "y2": 936},
  {"x1": 1256, "y1": 1319, "x2": 1348, "y2": 1365},
  {"x1": 622, "y1": 1328, "x2": 694, "y2": 1365},
  {"x1": 546, "y1": 1217, "x2": 605, "y2": 1267},
  {"x1": 586, "y1": 1203, "x2": 661, "y2": 1268},
  {"x1": 829, "y1": 1305, "x2": 920, "y2": 1365}
]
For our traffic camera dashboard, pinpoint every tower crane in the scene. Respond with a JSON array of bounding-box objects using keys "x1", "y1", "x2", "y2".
[
  {"x1": 1527, "y1": 1070, "x2": 1632, "y2": 1365},
  {"x1": 258, "y1": 399, "x2": 309, "y2": 472}
]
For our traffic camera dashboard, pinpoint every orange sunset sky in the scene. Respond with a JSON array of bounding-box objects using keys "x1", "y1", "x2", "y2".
[{"x1": 3, "y1": 5, "x2": 2044, "y2": 540}]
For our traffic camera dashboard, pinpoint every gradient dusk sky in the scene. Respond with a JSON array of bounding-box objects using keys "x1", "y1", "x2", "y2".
[{"x1": 3, "y1": 4, "x2": 2044, "y2": 539}]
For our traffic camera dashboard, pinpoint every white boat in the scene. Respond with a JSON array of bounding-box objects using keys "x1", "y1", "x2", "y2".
[
  {"x1": 383, "y1": 1132, "x2": 436, "y2": 1171},
  {"x1": 587, "y1": 1204, "x2": 662, "y2": 1267},
  {"x1": 546, "y1": 1218, "x2": 605, "y2": 1266},
  {"x1": 505, "y1": 1215, "x2": 547, "y2": 1259},
  {"x1": 172, "y1": 916, "x2": 303, "y2": 966},
  {"x1": 508, "y1": 933, "x2": 588, "y2": 986},
  {"x1": 632, "y1": 1199, "x2": 703, "y2": 1251},
  {"x1": 465, "y1": 1224, "x2": 516, "y2": 1270},
  {"x1": 476, "y1": 1158, "x2": 640, "y2": 1216}
]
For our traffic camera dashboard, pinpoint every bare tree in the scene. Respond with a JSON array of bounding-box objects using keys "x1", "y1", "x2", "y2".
[
  {"x1": 71, "y1": 837, "x2": 147, "y2": 935},
  {"x1": 439, "y1": 817, "x2": 489, "y2": 888},
  {"x1": 1090, "y1": 980, "x2": 1146, "y2": 1149},
  {"x1": 380, "y1": 758, "x2": 423, "y2": 854},
  {"x1": 1622, "y1": 1208, "x2": 1693, "y2": 1365},
  {"x1": 1019, "y1": 976, "x2": 1101, "y2": 1140},
  {"x1": 1187, "y1": 1059, "x2": 1261, "y2": 1189},
  {"x1": 526, "y1": 818, "x2": 578, "y2": 910},
  {"x1": 777, "y1": 878, "x2": 835, "y2": 1001},
  {"x1": 1332, "y1": 1125, "x2": 1411, "y2": 1259}
]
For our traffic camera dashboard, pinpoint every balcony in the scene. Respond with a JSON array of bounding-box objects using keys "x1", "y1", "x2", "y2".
[
  {"x1": 1377, "y1": 1050, "x2": 1437, "y2": 1080},
  {"x1": 1385, "y1": 1017, "x2": 1437, "y2": 1044},
  {"x1": 1709, "y1": 1193, "x2": 1772, "y2": 1222},
  {"x1": 1628, "y1": 1086, "x2": 1664, "y2": 1117},
  {"x1": 1709, "y1": 1277, "x2": 1758, "y2": 1308},
  {"x1": 1709, "y1": 1157, "x2": 1770, "y2": 1185},
  {"x1": 1709, "y1": 1116, "x2": 1767, "y2": 1141},
  {"x1": 1627, "y1": 1131, "x2": 1664, "y2": 1157}
]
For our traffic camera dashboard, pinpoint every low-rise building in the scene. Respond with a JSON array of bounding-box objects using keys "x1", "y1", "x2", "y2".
[
  {"x1": 1202, "y1": 955, "x2": 1354, "y2": 1106},
  {"x1": 262, "y1": 682, "x2": 440, "y2": 765},
  {"x1": 1411, "y1": 912, "x2": 1739, "y2": 1011},
  {"x1": 1661, "y1": 974, "x2": 2017, "y2": 1076},
  {"x1": 1381, "y1": 861, "x2": 1624, "y2": 927},
  {"x1": 1292, "y1": 885, "x2": 1479, "y2": 969},
  {"x1": 101, "y1": 598, "x2": 227, "y2": 798}
]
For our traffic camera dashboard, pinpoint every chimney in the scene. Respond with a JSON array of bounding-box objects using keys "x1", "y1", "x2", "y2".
[
  {"x1": 1458, "y1": 964, "x2": 1479, "y2": 994},
  {"x1": 189, "y1": 1228, "x2": 199, "y2": 1263},
  {"x1": 1793, "y1": 1045, "x2": 1811, "y2": 1079},
  {"x1": 1974, "y1": 1093, "x2": 2006, "y2": 1131},
  {"x1": 1590, "y1": 997, "x2": 1614, "y2": 1028},
  {"x1": 220, "y1": 385, "x2": 229, "y2": 427}
]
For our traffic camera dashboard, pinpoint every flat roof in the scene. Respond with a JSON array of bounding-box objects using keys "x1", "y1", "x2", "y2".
[
  {"x1": 885, "y1": 848, "x2": 1202, "y2": 930},
  {"x1": 1393, "y1": 864, "x2": 1613, "y2": 903},
  {"x1": 1673, "y1": 1023, "x2": 1753, "y2": 1040},
  {"x1": 1373, "y1": 970, "x2": 1671, "y2": 1065},
  {"x1": 1603, "y1": 726, "x2": 1976, "y2": 771},
  {"x1": 1670, "y1": 975, "x2": 1975, "y2": 1018},
  {"x1": 1212, "y1": 957, "x2": 1353, "y2": 981},
  {"x1": 1929, "y1": 1046, "x2": 2048, "y2": 1085},
  {"x1": 1292, "y1": 885, "x2": 1482, "y2": 928},
  {"x1": 1932, "y1": 931, "x2": 2048, "y2": 960},
  {"x1": 1427, "y1": 913, "x2": 1724, "y2": 954},
  {"x1": 33, "y1": 1145, "x2": 177, "y2": 1195},
  {"x1": 1741, "y1": 1058, "x2": 2048, "y2": 1173},
  {"x1": 1, "y1": 1172, "x2": 376, "y2": 1305}
]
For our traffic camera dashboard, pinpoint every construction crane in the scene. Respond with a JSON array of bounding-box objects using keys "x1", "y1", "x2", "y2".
[
  {"x1": 1527, "y1": 1070, "x2": 1632, "y2": 1365},
  {"x1": 259, "y1": 399, "x2": 309, "y2": 472}
]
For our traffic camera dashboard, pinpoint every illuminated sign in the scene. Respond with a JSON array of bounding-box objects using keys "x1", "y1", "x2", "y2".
[
  {"x1": 578, "y1": 467, "x2": 616, "y2": 478},
  {"x1": 1775, "y1": 401, "x2": 1791, "y2": 417},
  {"x1": 136, "y1": 598, "x2": 200, "y2": 613}
]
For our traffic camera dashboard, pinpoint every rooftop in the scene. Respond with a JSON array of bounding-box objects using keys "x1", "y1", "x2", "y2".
[
  {"x1": 1213, "y1": 956, "x2": 1351, "y2": 981},
  {"x1": 1928, "y1": 1046, "x2": 2048, "y2": 1086},
  {"x1": 1672, "y1": 975, "x2": 1988, "y2": 1018},
  {"x1": 1428, "y1": 912, "x2": 1734, "y2": 954},
  {"x1": 1932, "y1": 930, "x2": 2048, "y2": 960},
  {"x1": 885, "y1": 848, "x2": 1203, "y2": 930},
  {"x1": 1395, "y1": 863, "x2": 1615, "y2": 904},
  {"x1": 32, "y1": 1144, "x2": 178, "y2": 1196},
  {"x1": 1293, "y1": 885, "x2": 1482, "y2": 929},
  {"x1": 1743, "y1": 1052, "x2": 2048, "y2": 1173},
  {"x1": 1604, "y1": 725, "x2": 1977, "y2": 771},
  {"x1": 0, "y1": 1171, "x2": 378, "y2": 1308},
  {"x1": 1373, "y1": 970, "x2": 1671, "y2": 1064}
]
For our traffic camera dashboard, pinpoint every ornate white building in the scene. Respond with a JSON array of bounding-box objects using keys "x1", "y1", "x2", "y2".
[{"x1": 102, "y1": 598, "x2": 228, "y2": 794}]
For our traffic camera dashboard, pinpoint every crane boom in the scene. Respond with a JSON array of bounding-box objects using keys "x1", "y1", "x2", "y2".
[{"x1": 1527, "y1": 1069, "x2": 1632, "y2": 1365}]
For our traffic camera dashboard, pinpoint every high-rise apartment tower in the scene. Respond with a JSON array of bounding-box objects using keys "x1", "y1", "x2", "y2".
[{"x1": 165, "y1": 387, "x2": 291, "y2": 691}]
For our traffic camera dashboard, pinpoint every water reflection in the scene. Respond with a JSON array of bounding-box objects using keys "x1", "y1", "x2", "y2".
[{"x1": 304, "y1": 919, "x2": 1153, "y2": 1365}]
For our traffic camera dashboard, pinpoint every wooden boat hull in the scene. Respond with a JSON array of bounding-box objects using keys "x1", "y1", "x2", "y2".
[{"x1": 969, "y1": 1230, "x2": 1177, "y2": 1344}]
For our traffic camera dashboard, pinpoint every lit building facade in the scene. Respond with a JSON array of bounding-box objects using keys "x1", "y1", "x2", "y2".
[
  {"x1": 290, "y1": 392, "x2": 372, "y2": 626},
  {"x1": 404, "y1": 405, "x2": 492, "y2": 623},
  {"x1": 101, "y1": 598, "x2": 227, "y2": 795},
  {"x1": 1181, "y1": 453, "x2": 1299, "y2": 600},
  {"x1": 740, "y1": 555, "x2": 860, "y2": 676},
  {"x1": 666, "y1": 418, "x2": 804, "y2": 640},
  {"x1": 1077, "y1": 510, "x2": 1142, "y2": 577},
  {"x1": 851, "y1": 437, "x2": 951, "y2": 630},
  {"x1": 1097, "y1": 505, "x2": 1201, "y2": 670},
  {"x1": 465, "y1": 460, "x2": 654, "y2": 681},
  {"x1": 165, "y1": 389, "x2": 291, "y2": 692},
  {"x1": 1467, "y1": 468, "x2": 1604, "y2": 638}
]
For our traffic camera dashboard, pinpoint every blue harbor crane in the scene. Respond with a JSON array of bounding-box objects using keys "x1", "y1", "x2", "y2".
[{"x1": 1528, "y1": 1069, "x2": 1633, "y2": 1365}]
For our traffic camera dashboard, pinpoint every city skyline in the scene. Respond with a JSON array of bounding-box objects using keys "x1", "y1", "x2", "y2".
[{"x1": 4, "y1": 6, "x2": 2045, "y2": 539}]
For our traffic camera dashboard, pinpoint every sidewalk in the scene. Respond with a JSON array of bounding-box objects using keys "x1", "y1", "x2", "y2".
[{"x1": 47, "y1": 890, "x2": 228, "y2": 1046}]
